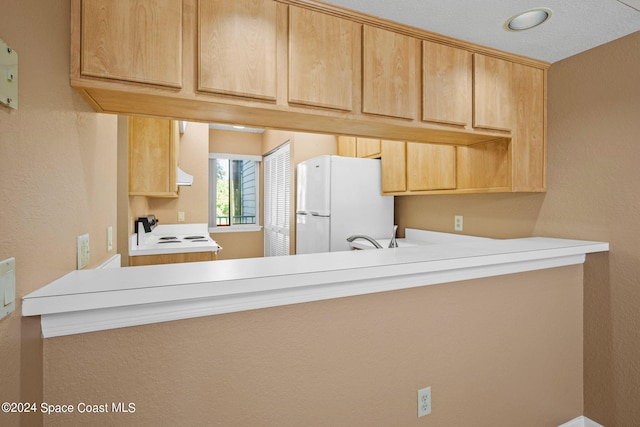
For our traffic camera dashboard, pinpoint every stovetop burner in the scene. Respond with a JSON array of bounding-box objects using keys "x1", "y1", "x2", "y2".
[
  {"x1": 184, "y1": 236, "x2": 206, "y2": 240},
  {"x1": 157, "y1": 240, "x2": 181, "y2": 244},
  {"x1": 159, "y1": 236, "x2": 178, "y2": 240}
]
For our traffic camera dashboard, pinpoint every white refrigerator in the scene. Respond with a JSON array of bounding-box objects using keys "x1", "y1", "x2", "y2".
[{"x1": 296, "y1": 155, "x2": 394, "y2": 254}]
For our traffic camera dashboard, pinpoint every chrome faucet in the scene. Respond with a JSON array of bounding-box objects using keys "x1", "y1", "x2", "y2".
[
  {"x1": 346, "y1": 235, "x2": 383, "y2": 249},
  {"x1": 388, "y1": 225, "x2": 398, "y2": 248}
]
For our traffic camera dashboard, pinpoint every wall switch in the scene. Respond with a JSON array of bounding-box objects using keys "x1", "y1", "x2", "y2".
[
  {"x1": 77, "y1": 233, "x2": 90, "y2": 269},
  {"x1": 418, "y1": 386, "x2": 432, "y2": 417},
  {"x1": 0, "y1": 257, "x2": 16, "y2": 321},
  {"x1": 178, "y1": 211, "x2": 185, "y2": 222},
  {"x1": 107, "y1": 226, "x2": 113, "y2": 251},
  {"x1": 454, "y1": 215, "x2": 464, "y2": 231}
]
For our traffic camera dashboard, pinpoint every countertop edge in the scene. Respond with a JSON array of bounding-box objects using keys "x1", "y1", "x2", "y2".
[{"x1": 22, "y1": 237, "x2": 609, "y2": 338}]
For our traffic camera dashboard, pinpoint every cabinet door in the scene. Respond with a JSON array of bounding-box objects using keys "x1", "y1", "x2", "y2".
[
  {"x1": 362, "y1": 26, "x2": 418, "y2": 119},
  {"x1": 129, "y1": 117, "x2": 178, "y2": 197},
  {"x1": 289, "y1": 6, "x2": 359, "y2": 111},
  {"x1": 473, "y1": 54, "x2": 512, "y2": 131},
  {"x1": 198, "y1": 0, "x2": 277, "y2": 100},
  {"x1": 511, "y1": 63, "x2": 545, "y2": 191},
  {"x1": 337, "y1": 136, "x2": 357, "y2": 157},
  {"x1": 80, "y1": 0, "x2": 182, "y2": 87},
  {"x1": 381, "y1": 140, "x2": 406, "y2": 193},
  {"x1": 423, "y1": 41, "x2": 471, "y2": 127},
  {"x1": 407, "y1": 143, "x2": 456, "y2": 191},
  {"x1": 356, "y1": 138, "x2": 381, "y2": 158}
]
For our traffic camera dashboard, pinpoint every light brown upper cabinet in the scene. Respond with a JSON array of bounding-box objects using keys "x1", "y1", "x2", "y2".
[
  {"x1": 71, "y1": 0, "x2": 547, "y2": 194},
  {"x1": 356, "y1": 138, "x2": 381, "y2": 158},
  {"x1": 511, "y1": 63, "x2": 546, "y2": 191},
  {"x1": 362, "y1": 26, "x2": 419, "y2": 120},
  {"x1": 473, "y1": 54, "x2": 513, "y2": 131},
  {"x1": 80, "y1": 0, "x2": 182, "y2": 88},
  {"x1": 407, "y1": 143, "x2": 456, "y2": 191},
  {"x1": 337, "y1": 136, "x2": 357, "y2": 157},
  {"x1": 422, "y1": 41, "x2": 471, "y2": 127},
  {"x1": 129, "y1": 117, "x2": 179, "y2": 198},
  {"x1": 381, "y1": 140, "x2": 406, "y2": 193},
  {"x1": 198, "y1": 0, "x2": 277, "y2": 100},
  {"x1": 288, "y1": 6, "x2": 359, "y2": 111}
]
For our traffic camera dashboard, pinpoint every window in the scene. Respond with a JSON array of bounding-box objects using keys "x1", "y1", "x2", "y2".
[{"x1": 209, "y1": 153, "x2": 261, "y2": 232}]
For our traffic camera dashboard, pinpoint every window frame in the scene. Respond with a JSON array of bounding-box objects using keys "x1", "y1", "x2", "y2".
[{"x1": 208, "y1": 153, "x2": 262, "y2": 233}]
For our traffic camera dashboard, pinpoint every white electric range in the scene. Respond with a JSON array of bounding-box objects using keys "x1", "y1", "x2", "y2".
[{"x1": 129, "y1": 216, "x2": 222, "y2": 257}]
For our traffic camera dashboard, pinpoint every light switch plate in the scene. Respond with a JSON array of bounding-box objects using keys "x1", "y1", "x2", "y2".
[
  {"x1": 107, "y1": 226, "x2": 113, "y2": 251},
  {"x1": 0, "y1": 257, "x2": 16, "y2": 321},
  {"x1": 77, "y1": 233, "x2": 90, "y2": 269},
  {"x1": 0, "y1": 38, "x2": 18, "y2": 110}
]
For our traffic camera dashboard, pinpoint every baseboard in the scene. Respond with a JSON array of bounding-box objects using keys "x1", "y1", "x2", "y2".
[{"x1": 558, "y1": 416, "x2": 605, "y2": 427}]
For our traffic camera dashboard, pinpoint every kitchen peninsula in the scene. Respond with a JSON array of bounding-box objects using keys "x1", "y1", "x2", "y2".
[{"x1": 22, "y1": 233, "x2": 608, "y2": 338}]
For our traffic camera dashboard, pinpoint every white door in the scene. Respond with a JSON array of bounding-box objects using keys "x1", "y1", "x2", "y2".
[{"x1": 264, "y1": 143, "x2": 290, "y2": 257}]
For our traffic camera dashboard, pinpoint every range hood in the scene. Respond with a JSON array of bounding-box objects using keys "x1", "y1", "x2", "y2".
[{"x1": 177, "y1": 167, "x2": 194, "y2": 186}]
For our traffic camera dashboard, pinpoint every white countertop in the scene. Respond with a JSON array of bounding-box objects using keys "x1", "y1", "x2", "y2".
[{"x1": 23, "y1": 231, "x2": 609, "y2": 338}]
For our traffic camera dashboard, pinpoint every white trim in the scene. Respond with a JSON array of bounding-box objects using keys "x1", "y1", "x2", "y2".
[
  {"x1": 557, "y1": 416, "x2": 605, "y2": 427},
  {"x1": 21, "y1": 236, "x2": 608, "y2": 338},
  {"x1": 209, "y1": 225, "x2": 263, "y2": 233},
  {"x1": 209, "y1": 153, "x2": 262, "y2": 162}
]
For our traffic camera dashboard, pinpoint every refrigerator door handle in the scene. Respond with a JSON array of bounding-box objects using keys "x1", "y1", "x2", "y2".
[{"x1": 297, "y1": 211, "x2": 321, "y2": 216}]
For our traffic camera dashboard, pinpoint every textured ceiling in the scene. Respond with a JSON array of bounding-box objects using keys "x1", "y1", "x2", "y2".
[{"x1": 320, "y1": 0, "x2": 640, "y2": 63}]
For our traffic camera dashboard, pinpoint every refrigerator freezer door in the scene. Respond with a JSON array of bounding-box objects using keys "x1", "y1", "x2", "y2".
[
  {"x1": 329, "y1": 156, "x2": 394, "y2": 249},
  {"x1": 296, "y1": 155, "x2": 331, "y2": 216},
  {"x1": 296, "y1": 214, "x2": 330, "y2": 254}
]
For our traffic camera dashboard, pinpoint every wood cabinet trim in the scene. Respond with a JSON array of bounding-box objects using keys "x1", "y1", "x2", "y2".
[{"x1": 276, "y1": 0, "x2": 550, "y2": 70}]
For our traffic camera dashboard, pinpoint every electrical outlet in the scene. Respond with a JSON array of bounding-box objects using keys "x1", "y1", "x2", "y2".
[
  {"x1": 454, "y1": 215, "x2": 464, "y2": 231},
  {"x1": 178, "y1": 211, "x2": 185, "y2": 222},
  {"x1": 77, "y1": 233, "x2": 90, "y2": 269},
  {"x1": 418, "y1": 386, "x2": 431, "y2": 417}
]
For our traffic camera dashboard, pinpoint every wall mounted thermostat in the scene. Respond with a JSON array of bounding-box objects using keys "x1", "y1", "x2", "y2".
[{"x1": 0, "y1": 38, "x2": 18, "y2": 110}]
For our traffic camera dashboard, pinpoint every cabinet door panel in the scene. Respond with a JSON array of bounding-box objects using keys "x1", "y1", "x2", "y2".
[
  {"x1": 512, "y1": 63, "x2": 545, "y2": 191},
  {"x1": 289, "y1": 6, "x2": 358, "y2": 111},
  {"x1": 337, "y1": 136, "x2": 357, "y2": 157},
  {"x1": 198, "y1": 0, "x2": 277, "y2": 100},
  {"x1": 129, "y1": 117, "x2": 178, "y2": 196},
  {"x1": 457, "y1": 140, "x2": 510, "y2": 190},
  {"x1": 423, "y1": 41, "x2": 471, "y2": 127},
  {"x1": 407, "y1": 143, "x2": 456, "y2": 191},
  {"x1": 381, "y1": 140, "x2": 406, "y2": 193},
  {"x1": 362, "y1": 26, "x2": 418, "y2": 119},
  {"x1": 473, "y1": 54, "x2": 512, "y2": 131},
  {"x1": 356, "y1": 138, "x2": 381, "y2": 158},
  {"x1": 81, "y1": 0, "x2": 182, "y2": 87}
]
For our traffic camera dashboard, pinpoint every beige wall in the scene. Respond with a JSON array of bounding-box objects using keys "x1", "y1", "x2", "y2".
[
  {"x1": 0, "y1": 1, "x2": 118, "y2": 426},
  {"x1": 395, "y1": 32, "x2": 640, "y2": 425},
  {"x1": 42, "y1": 266, "x2": 583, "y2": 427},
  {"x1": 1, "y1": 0, "x2": 636, "y2": 425}
]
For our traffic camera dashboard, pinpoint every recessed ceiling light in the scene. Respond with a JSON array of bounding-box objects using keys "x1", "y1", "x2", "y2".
[{"x1": 505, "y1": 8, "x2": 552, "y2": 31}]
